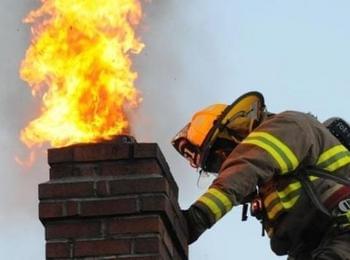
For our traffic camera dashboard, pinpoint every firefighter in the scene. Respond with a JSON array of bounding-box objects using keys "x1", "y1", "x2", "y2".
[{"x1": 172, "y1": 91, "x2": 350, "y2": 259}]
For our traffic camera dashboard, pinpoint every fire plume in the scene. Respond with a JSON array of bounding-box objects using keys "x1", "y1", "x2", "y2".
[{"x1": 20, "y1": 0, "x2": 144, "y2": 148}]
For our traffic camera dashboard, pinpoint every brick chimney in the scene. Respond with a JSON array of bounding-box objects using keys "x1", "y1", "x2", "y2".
[{"x1": 39, "y1": 136, "x2": 188, "y2": 259}]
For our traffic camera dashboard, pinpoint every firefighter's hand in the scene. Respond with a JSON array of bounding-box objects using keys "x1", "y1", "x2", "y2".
[{"x1": 182, "y1": 207, "x2": 210, "y2": 244}]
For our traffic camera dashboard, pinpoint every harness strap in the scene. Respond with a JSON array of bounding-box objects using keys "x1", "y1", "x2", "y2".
[
  {"x1": 305, "y1": 168, "x2": 350, "y2": 186},
  {"x1": 295, "y1": 168, "x2": 350, "y2": 225},
  {"x1": 295, "y1": 170, "x2": 332, "y2": 217}
]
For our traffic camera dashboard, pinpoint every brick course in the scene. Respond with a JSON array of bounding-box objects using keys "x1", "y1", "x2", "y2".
[{"x1": 40, "y1": 139, "x2": 188, "y2": 259}]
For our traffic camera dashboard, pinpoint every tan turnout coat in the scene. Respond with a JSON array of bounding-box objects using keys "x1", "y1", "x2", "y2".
[{"x1": 194, "y1": 111, "x2": 350, "y2": 255}]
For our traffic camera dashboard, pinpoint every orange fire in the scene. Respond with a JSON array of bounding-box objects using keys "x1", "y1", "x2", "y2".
[{"x1": 20, "y1": 0, "x2": 144, "y2": 148}]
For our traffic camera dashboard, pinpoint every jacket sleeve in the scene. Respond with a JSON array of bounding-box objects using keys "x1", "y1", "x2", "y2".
[{"x1": 191, "y1": 111, "x2": 319, "y2": 227}]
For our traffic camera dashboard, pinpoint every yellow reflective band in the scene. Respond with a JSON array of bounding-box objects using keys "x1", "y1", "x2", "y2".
[
  {"x1": 243, "y1": 132, "x2": 299, "y2": 174},
  {"x1": 324, "y1": 156, "x2": 350, "y2": 172},
  {"x1": 317, "y1": 145, "x2": 347, "y2": 165},
  {"x1": 207, "y1": 188, "x2": 233, "y2": 212},
  {"x1": 280, "y1": 195, "x2": 300, "y2": 209},
  {"x1": 265, "y1": 183, "x2": 301, "y2": 219},
  {"x1": 317, "y1": 145, "x2": 350, "y2": 172},
  {"x1": 346, "y1": 211, "x2": 350, "y2": 222},
  {"x1": 267, "y1": 202, "x2": 283, "y2": 220},
  {"x1": 264, "y1": 177, "x2": 319, "y2": 220},
  {"x1": 243, "y1": 138, "x2": 288, "y2": 172},
  {"x1": 250, "y1": 132, "x2": 299, "y2": 171},
  {"x1": 264, "y1": 192, "x2": 278, "y2": 206},
  {"x1": 278, "y1": 182, "x2": 301, "y2": 200},
  {"x1": 310, "y1": 176, "x2": 319, "y2": 181},
  {"x1": 277, "y1": 177, "x2": 317, "y2": 207},
  {"x1": 196, "y1": 189, "x2": 234, "y2": 222},
  {"x1": 264, "y1": 192, "x2": 282, "y2": 220},
  {"x1": 197, "y1": 196, "x2": 222, "y2": 221}
]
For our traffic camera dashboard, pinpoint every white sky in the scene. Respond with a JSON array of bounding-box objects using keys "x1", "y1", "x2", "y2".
[{"x1": 1, "y1": 0, "x2": 350, "y2": 259}]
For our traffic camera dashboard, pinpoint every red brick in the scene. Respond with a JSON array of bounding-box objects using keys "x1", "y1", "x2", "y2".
[
  {"x1": 56, "y1": 160, "x2": 165, "y2": 178},
  {"x1": 48, "y1": 143, "x2": 132, "y2": 165},
  {"x1": 39, "y1": 201, "x2": 82, "y2": 220},
  {"x1": 115, "y1": 257, "x2": 163, "y2": 260},
  {"x1": 96, "y1": 181, "x2": 109, "y2": 196},
  {"x1": 48, "y1": 147, "x2": 74, "y2": 164},
  {"x1": 46, "y1": 242, "x2": 71, "y2": 258},
  {"x1": 133, "y1": 144, "x2": 168, "y2": 173},
  {"x1": 49, "y1": 159, "x2": 164, "y2": 180},
  {"x1": 49, "y1": 164, "x2": 99, "y2": 179},
  {"x1": 80, "y1": 198, "x2": 138, "y2": 217},
  {"x1": 133, "y1": 143, "x2": 160, "y2": 158},
  {"x1": 46, "y1": 221, "x2": 101, "y2": 239},
  {"x1": 133, "y1": 144, "x2": 178, "y2": 197},
  {"x1": 134, "y1": 237, "x2": 172, "y2": 260},
  {"x1": 73, "y1": 143, "x2": 131, "y2": 162},
  {"x1": 140, "y1": 194, "x2": 170, "y2": 213},
  {"x1": 74, "y1": 239, "x2": 130, "y2": 257},
  {"x1": 173, "y1": 247, "x2": 185, "y2": 260},
  {"x1": 49, "y1": 164, "x2": 75, "y2": 179},
  {"x1": 107, "y1": 177, "x2": 169, "y2": 196},
  {"x1": 141, "y1": 194, "x2": 187, "y2": 232},
  {"x1": 161, "y1": 225, "x2": 175, "y2": 258},
  {"x1": 39, "y1": 182, "x2": 95, "y2": 199},
  {"x1": 133, "y1": 144, "x2": 171, "y2": 176},
  {"x1": 107, "y1": 215, "x2": 161, "y2": 235},
  {"x1": 106, "y1": 215, "x2": 184, "y2": 259},
  {"x1": 134, "y1": 237, "x2": 160, "y2": 254},
  {"x1": 39, "y1": 202, "x2": 64, "y2": 220},
  {"x1": 99, "y1": 159, "x2": 162, "y2": 177},
  {"x1": 65, "y1": 200, "x2": 79, "y2": 216},
  {"x1": 140, "y1": 194, "x2": 188, "y2": 257}
]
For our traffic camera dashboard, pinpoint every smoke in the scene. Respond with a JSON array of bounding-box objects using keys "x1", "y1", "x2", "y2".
[
  {"x1": 0, "y1": 0, "x2": 47, "y2": 259},
  {"x1": 132, "y1": 0, "x2": 242, "y2": 205}
]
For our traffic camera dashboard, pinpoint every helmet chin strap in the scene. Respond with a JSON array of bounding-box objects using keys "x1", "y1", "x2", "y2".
[{"x1": 196, "y1": 169, "x2": 218, "y2": 189}]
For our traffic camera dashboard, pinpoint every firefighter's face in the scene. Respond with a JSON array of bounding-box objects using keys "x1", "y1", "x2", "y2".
[{"x1": 205, "y1": 138, "x2": 236, "y2": 173}]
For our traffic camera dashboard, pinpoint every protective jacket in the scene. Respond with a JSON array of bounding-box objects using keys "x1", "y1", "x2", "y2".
[{"x1": 192, "y1": 110, "x2": 350, "y2": 256}]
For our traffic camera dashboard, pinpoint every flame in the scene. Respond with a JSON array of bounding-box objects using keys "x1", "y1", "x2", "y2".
[
  {"x1": 20, "y1": 0, "x2": 144, "y2": 148},
  {"x1": 15, "y1": 150, "x2": 37, "y2": 168}
]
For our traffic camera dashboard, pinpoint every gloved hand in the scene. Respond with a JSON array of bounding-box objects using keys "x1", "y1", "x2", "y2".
[{"x1": 182, "y1": 207, "x2": 211, "y2": 244}]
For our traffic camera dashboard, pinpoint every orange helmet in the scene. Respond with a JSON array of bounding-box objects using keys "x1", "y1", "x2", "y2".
[
  {"x1": 172, "y1": 91, "x2": 265, "y2": 172},
  {"x1": 188, "y1": 104, "x2": 227, "y2": 147}
]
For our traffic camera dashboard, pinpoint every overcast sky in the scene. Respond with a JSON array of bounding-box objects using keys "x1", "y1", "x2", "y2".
[{"x1": 1, "y1": 0, "x2": 350, "y2": 259}]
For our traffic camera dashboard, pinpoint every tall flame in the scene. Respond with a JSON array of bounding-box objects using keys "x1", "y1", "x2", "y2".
[{"x1": 20, "y1": 0, "x2": 144, "y2": 148}]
